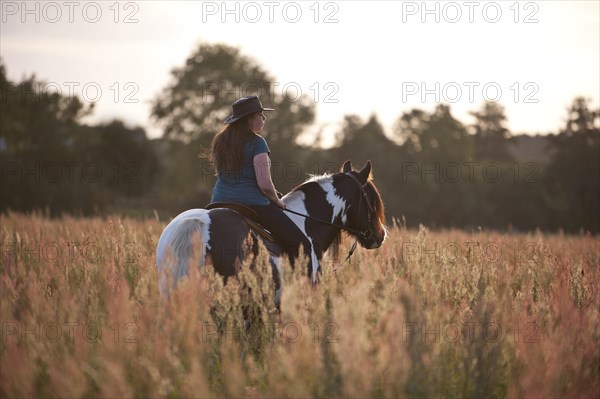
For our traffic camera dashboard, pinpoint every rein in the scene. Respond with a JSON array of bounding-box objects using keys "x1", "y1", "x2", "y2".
[
  {"x1": 329, "y1": 239, "x2": 358, "y2": 274},
  {"x1": 283, "y1": 207, "x2": 363, "y2": 236}
]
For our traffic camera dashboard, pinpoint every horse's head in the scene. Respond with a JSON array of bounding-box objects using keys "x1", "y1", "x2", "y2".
[{"x1": 337, "y1": 160, "x2": 387, "y2": 249}]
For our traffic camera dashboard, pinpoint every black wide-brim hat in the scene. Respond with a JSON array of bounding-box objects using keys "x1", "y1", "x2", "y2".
[{"x1": 224, "y1": 95, "x2": 274, "y2": 124}]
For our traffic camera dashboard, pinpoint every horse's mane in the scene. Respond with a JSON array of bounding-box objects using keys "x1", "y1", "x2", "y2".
[
  {"x1": 284, "y1": 173, "x2": 334, "y2": 195},
  {"x1": 305, "y1": 173, "x2": 334, "y2": 184},
  {"x1": 366, "y1": 178, "x2": 386, "y2": 226}
]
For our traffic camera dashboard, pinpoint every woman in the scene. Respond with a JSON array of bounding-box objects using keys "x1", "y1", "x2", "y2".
[{"x1": 209, "y1": 95, "x2": 313, "y2": 270}]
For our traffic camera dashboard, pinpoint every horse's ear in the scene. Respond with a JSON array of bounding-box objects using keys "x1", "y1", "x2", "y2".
[
  {"x1": 342, "y1": 160, "x2": 353, "y2": 173},
  {"x1": 357, "y1": 160, "x2": 372, "y2": 184}
]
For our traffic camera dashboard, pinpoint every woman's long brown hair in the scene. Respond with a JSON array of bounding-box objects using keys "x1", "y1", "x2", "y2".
[{"x1": 210, "y1": 115, "x2": 255, "y2": 174}]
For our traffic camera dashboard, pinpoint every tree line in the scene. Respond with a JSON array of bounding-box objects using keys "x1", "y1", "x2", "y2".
[{"x1": 1, "y1": 44, "x2": 598, "y2": 233}]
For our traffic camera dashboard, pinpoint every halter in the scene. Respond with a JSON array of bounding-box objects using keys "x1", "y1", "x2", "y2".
[{"x1": 344, "y1": 172, "x2": 376, "y2": 241}]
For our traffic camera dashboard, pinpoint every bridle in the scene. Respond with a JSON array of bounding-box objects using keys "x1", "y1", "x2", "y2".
[
  {"x1": 283, "y1": 172, "x2": 376, "y2": 241},
  {"x1": 344, "y1": 172, "x2": 376, "y2": 241}
]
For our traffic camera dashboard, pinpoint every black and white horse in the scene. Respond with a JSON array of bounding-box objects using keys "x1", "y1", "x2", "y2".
[{"x1": 156, "y1": 160, "x2": 387, "y2": 300}]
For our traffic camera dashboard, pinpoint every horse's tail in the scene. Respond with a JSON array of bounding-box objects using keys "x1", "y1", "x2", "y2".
[{"x1": 156, "y1": 209, "x2": 211, "y2": 295}]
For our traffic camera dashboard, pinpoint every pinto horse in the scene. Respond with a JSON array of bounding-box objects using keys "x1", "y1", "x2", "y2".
[{"x1": 156, "y1": 160, "x2": 387, "y2": 301}]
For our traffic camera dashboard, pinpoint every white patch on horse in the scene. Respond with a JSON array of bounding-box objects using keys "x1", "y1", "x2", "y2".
[
  {"x1": 318, "y1": 177, "x2": 347, "y2": 224},
  {"x1": 281, "y1": 191, "x2": 320, "y2": 283},
  {"x1": 305, "y1": 173, "x2": 333, "y2": 183},
  {"x1": 270, "y1": 254, "x2": 282, "y2": 278},
  {"x1": 156, "y1": 208, "x2": 211, "y2": 295},
  {"x1": 270, "y1": 255, "x2": 283, "y2": 306}
]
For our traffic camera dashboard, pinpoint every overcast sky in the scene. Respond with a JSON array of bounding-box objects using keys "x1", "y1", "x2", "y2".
[{"x1": 1, "y1": 1, "x2": 598, "y2": 145}]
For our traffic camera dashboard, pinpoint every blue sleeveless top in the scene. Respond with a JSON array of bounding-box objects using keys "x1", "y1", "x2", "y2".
[{"x1": 210, "y1": 135, "x2": 270, "y2": 205}]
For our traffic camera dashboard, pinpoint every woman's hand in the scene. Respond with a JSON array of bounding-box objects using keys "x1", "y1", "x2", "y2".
[{"x1": 275, "y1": 198, "x2": 286, "y2": 209}]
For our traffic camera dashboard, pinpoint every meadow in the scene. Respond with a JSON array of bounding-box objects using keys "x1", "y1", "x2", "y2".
[{"x1": 0, "y1": 212, "x2": 598, "y2": 398}]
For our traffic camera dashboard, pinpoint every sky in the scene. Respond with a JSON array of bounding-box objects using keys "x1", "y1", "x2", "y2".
[{"x1": 1, "y1": 0, "x2": 598, "y2": 146}]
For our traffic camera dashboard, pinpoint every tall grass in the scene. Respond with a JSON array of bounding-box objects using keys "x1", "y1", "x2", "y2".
[{"x1": 1, "y1": 213, "x2": 598, "y2": 398}]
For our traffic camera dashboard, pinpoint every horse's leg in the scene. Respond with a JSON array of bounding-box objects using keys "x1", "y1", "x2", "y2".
[
  {"x1": 205, "y1": 210, "x2": 256, "y2": 348},
  {"x1": 208, "y1": 210, "x2": 283, "y2": 357},
  {"x1": 271, "y1": 256, "x2": 282, "y2": 312}
]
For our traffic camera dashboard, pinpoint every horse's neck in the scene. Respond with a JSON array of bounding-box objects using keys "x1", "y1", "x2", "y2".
[
  {"x1": 282, "y1": 182, "x2": 347, "y2": 255},
  {"x1": 319, "y1": 225, "x2": 343, "y2": 253}
]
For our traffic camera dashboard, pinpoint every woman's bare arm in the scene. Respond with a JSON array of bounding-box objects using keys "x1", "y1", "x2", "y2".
[{"x1": 254, "y1": 152, "x2": 285, "y2": 208}]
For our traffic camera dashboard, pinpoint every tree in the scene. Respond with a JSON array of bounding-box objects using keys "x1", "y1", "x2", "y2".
[
  {"x1": 543, "y1": 97, "x2": 600, "y2": 232},
  {"x1": 563, "y1": 97, "x2": 599, "y2": 135},
  {"x1": 470, "y1": 102, "x2": 514, "y2": 161},
  {"x1": 335, "y1": 114, "x2": 392, "y2": 161},
  {"x1": 391, "y1": 105, "x2": 480, "y2": 228},
  {"x1": 151, "y1": 43, "x2": 315, "y2": 144},
  {"x1": 394, "y1": 104, "x2": 473, "y2": 163},
  {"x1": 0, "y1": 63, "x2": 96, "y2": 214},
  {"x1": 0, "y1": 63, "x2": 158, "y2": 216},
  {"x1": 0, "y1": 61, "x2": 92, "y2": 157},
  {"x1": 94, "y1": 120, "x2": 159, "y2": 198}
]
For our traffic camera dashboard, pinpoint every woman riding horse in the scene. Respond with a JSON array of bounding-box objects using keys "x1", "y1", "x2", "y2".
[
  {"x1": 209, "y1": 95, "x2": 315, "y2": 273},
  {"x1": 156, "y1": 98, "x2": 387, "y2": 298}
]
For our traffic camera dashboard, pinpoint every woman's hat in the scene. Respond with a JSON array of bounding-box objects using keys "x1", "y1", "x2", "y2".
[{"x1": 224, "y1": 95, "x2": 274, "y2": 124}]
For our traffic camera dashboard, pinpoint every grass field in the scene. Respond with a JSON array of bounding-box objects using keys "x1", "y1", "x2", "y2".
[{"x1": 1, "y1": 212, "x2": 598, "y2": 398}]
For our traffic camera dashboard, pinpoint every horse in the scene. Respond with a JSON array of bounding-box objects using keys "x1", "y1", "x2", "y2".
[{"x1": 155, "y1": 160, "x2": 387, "y2": 304}]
